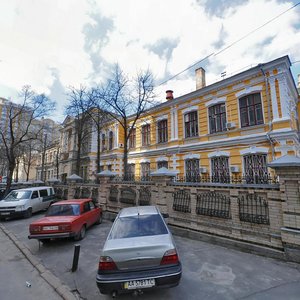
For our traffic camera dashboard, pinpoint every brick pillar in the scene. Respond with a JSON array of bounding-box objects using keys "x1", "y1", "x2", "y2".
[
  {"x1": 150, "y1": 168, "x2": 177, "y2": 215},
  {"x1": 97, "y1": 171, "x2": 117, "y2": 211},
  {"x1": 269, "y1": 155, "x2": 300, "y2": 262}
]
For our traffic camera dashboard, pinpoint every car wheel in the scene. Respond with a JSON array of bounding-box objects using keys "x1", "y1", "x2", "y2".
[
  {"x1": 24, "y1": 208, "x2": 32, "y2": 218},
  {"x1": 75, "y1": 225, "x2": 86, "y2": 241},
  {"x1": 95, "y1": 214, "x2": 102, "y2": 225},
  {"x1": 40, "y1": 239, "x2": 50, "y2": 244}
]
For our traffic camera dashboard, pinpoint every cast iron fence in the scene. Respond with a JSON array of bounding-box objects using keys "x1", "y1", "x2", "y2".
[
  {"x1": 173, "y1": 190, "x2": 191, "y2": 213},
  {"x1": 238, "y1": 194, "x2": 270, "y2": 224},
  {"x1": 196, "y1": 191, "x2": 231, "y2": 219}
]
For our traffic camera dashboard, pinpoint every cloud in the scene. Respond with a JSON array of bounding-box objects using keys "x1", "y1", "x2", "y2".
[{"x1": 0, "y1": 0, "x2": 299, "y2": 121}]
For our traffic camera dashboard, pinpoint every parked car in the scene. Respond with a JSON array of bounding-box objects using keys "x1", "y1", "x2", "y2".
[
  {"x1": 28, "y1": 199, "x2": 102, "y2": 243},
  {"x1": 96, "y1": 206, "x2": 182, "y2": 297},
  {"x1": 0, "y1": 186, "x2": 56, "y2": 220}
]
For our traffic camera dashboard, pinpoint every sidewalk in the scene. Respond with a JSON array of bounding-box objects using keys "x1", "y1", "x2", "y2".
[{"x1": 0, "y1": 223, "x2": 78, "y2": 300}]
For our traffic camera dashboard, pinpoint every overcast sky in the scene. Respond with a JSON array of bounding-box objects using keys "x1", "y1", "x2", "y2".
[{"x1": 0, "y1": 0, "x2": 299, "y2": 122}]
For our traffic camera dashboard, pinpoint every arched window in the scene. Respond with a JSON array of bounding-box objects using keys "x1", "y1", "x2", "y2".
[{"x1": 239, "y1": 93, "x2": 263, "y2": 127}]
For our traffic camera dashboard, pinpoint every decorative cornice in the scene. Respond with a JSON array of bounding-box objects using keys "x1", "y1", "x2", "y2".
[
  {"x1": 240, "y1": 146, "x2": 268, "y2": 155},
  {"x1": 205, "y1": 97, "x2": 226, "y2": 108},
  {"x1": 235, "y1": 85, "x2": 263, "y2": 98},
  {"x1": 208, "y1": 151, "x2": 230, "y2": 158}
]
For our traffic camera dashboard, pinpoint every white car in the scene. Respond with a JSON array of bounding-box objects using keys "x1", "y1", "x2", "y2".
[
  {"x1": 0, "y1": 186, "x2": 56, "y2": 220},
  {"x1": 96, "y1": 206, "x2": 182, "y2": 297}
]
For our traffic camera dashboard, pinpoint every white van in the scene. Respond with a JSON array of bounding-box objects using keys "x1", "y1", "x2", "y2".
[{"x1": 0, "y1": 186, "x2": 56, "y2": 219}]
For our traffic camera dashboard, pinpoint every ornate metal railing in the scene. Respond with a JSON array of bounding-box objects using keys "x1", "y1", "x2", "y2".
[
  {"x1": 109, "y1": 186, "x2": 118, "y2": 202},
  {"x1": 80, "y1": 187, "x2": 91, "y2": 198},
  {"x1": 174, "y1": 174, "x2": 278, "y2": 185},
  {"x1": 173, "y1": 190, "x2": 191, "y2": 213},
  {"x1": 196, "y1": 192, "x2": 231, "y2": 219},
  {"x1": 55, "y1": 187, "x2": 63, "y2": 199},
  {"x1": 111, "y1": 176, "x2": 153, "y2": 183},
  {"x1": 138, "y1": 187, "x2": 151, "y2": 206},
  {"x1": 91, "y1": 188, "x2": 98, "y2": 202},
  {"x1": 120, "y1": 187, "x2": 136, "y2": 205},
  {"x1": 74, "y1": 187, "x2": 80, "y2": 199},
  {"x1": 238, "y1": 194, "x2": 270, "y2": 224}
]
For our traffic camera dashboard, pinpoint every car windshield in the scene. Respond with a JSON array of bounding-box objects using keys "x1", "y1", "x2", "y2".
[
  {"x1": 46, "y1": 204, "x2": 80, "y2": 216},
  {"x1": 4, "y1": 191, "x2": 31, "y2": 201},
  {"x1": 109, "y1": 214, "x2": 168, "y2": 239}
]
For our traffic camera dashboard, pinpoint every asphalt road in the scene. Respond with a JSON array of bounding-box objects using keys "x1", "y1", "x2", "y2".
[{"x1": 2, "y1": 211, "x2": 300, "y2": 300}]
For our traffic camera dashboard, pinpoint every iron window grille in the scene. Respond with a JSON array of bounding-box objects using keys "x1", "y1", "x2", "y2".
[
  {"x1": 173, "y1": 190, "x2": 191, "y2": 213},
  {"x1": 157, "y1": 161, "x2": 168, "y2": 169},
  {"x1": 243, "y1": 154, "x2": 268, "y2": 184},
  {"x1": 129, "y1": 128, "x2": 136, "y2": 148},
  {"x1": 138, "y1": 187, "x2": 151, "y2": 206},
  {"x1": 238, "y1": 194, "x2": 270, "y2": 224},
  {"x1": 109, "y1": 186, "x2": 118, "y2": 202},
  {"x1": 120, "y1": 187, "x2": 136, "y2": 205},
  {"x1": 211, "y1": 156, "x2": 230, "y2": 183},
  {"x1": 196, "y1": 192, "x2": 231, "y2": 219},
  {"x1": 239, "y1": 93, "x2": 263, "y2": 127},
  {"x1": 157, "y1": 119, "x2": 168, "y2": 143},
  {"x1": 140, "y1": 162, "x2": 151, "y2": 181},
  {"x1": 141, "y1": 124, "x2": 151, "y2": 146},
  {"x1": 184, "y1": 111, "x2": 198, "y2": 138},
  {"x1": 185, "y1": 159, "x2": 200, "y2": 182}
]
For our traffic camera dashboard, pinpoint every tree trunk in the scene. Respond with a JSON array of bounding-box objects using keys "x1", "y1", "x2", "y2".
[
  {"x1": 75, "y1": 133, "x2": 82, "y2": 176},
  {"x1": 5, "y1": 161, "x2": 15, "y2": 196},
  {"x1": 123, "y1": 136, "x2": 128, "y2": 180}
]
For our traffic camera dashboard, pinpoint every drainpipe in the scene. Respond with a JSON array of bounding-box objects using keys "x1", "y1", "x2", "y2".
[{"x1": 260, "y1": 64, "x2": 275, "y2": 161}]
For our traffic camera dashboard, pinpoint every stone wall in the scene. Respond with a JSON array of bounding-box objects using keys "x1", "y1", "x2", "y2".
[{"x1": 53, "y1": 158, "x2": 300, "y2": 263}]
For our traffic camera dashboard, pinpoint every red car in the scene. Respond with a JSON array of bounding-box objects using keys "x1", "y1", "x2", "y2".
[{"x1": 28, "y1": 199, "x2": 102, "y2": 243}]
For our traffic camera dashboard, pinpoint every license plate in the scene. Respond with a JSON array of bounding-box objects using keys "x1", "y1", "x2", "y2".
[
  {"x1": 43, "y1": 226, "x2": 58, "y2": 231},
  {"x1": 0, "y1": 212, "x2": 10, "y2": 215},
  {"x1": 124, "y1": 279, "x2": 155, "y2": 290}
]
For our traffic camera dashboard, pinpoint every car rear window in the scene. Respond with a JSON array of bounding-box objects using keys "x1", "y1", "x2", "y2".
[
  {"x1": 46, "y1": 204, "x2": 80, "y2": 216},
  {"x1": 109, "y1": 214, "x2": 168, "y2": 239}
]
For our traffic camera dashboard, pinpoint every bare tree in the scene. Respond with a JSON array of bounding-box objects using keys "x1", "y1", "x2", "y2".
[
  {"x1": 65, "y1": 86, "x2": 94, "y2": 176},
  {"x1": 86, "y1": 89, "x2": 111, "y2": 175},
  {"x1": 98, "y1": 65, "x2": 156, "y2": 178},
  {"x1": 20, "y1": 140, "x2": 39, "y2": 181},
  {"x1": 0, "y1": 86, "x2": 55, "y2": 195}
]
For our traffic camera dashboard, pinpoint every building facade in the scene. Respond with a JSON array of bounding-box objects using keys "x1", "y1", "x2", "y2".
[{"x1": 99, "y1": 55, "x2": 300, "y2": 183}]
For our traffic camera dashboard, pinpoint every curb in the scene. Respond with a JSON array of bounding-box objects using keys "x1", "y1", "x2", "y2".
[{"x1": 0, "y1": 223, "x2": 80, "y2": 300}]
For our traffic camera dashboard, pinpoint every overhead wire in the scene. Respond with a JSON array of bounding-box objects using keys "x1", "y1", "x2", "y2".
[{"x1": 158, "y1": 1, "x2": 300, "y2": 86}]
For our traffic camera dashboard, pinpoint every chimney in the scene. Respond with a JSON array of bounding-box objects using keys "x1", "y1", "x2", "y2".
[
  {"x1": 166, "y1": 90, "x2": 174, "y2": 100},
  {"x1": 195, "y1": 67, "x2": 206, "y2": 90}
]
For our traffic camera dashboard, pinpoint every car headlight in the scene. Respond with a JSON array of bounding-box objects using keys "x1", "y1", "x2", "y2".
[{"x1": 15, "y1": 205, "x2": 26, "y2": 211}]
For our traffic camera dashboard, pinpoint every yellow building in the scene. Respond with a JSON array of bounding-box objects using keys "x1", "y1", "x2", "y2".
[{"x1": 98, "y1": 55, "x2": 300, "y2": 183}]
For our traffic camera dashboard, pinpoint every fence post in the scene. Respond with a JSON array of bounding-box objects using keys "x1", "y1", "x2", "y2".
[
  {"x1": 97, "y1": 170, "x2": 117, "y2": 211},
  {"x1": 269, "y1": 155, "x2": 300, "y2": 263},
  {"x1": 150, "y1": 168, "x2": 177, "y2": 215}
]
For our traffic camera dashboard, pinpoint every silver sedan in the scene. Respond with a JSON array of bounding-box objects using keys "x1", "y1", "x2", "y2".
[{"x1": 96, "y1": 206, "x2": 182, "y2": 297}]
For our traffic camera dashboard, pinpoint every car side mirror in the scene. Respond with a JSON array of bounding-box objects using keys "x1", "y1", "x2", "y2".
[{"x1": 162, "y1": 213, "x2": 169, "y2": 218}]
